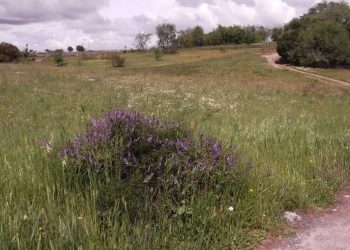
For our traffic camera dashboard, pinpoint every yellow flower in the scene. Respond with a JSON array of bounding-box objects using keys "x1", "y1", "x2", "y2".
[
  {"x1": 77, "y1": 216, "x2": 83, "y2": 220},
  {"x1": 249, "y1": 188, "x2": 254, "y2": 193}
]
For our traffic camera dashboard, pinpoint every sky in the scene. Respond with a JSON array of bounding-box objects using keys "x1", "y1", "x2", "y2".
[{"x1": 0, "y1": 0, "x2": 349, "y2": 51}]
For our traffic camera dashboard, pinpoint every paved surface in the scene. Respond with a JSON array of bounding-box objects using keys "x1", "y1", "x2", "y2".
[
  {"x1": 258, "y1": 188, "x2": 350, "y2": 250},
  {"x1": 262, "y1": 53, "x2": 350, "y2": 88}
]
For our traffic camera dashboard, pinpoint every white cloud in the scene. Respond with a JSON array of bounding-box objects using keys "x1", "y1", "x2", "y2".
[{"x1": 0, "y1": 0, "x2": 349, "y2": 51}]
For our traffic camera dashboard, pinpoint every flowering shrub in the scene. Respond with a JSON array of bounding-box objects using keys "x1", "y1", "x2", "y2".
[{"x1": 61, "y1": 109, "x2": 238, "y2": 219}]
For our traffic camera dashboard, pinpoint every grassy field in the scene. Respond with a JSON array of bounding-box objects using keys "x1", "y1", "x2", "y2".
[
  {"x1": 1, "y1": 47, "x2": 350, "y2": 249},
  {"x1": 312, "y1": 67, "x2": 350, "y2": 82}
]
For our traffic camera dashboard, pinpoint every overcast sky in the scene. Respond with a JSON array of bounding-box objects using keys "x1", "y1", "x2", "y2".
[{"x1": 0, "y1": 0, "x2": 349, "y2": 51}]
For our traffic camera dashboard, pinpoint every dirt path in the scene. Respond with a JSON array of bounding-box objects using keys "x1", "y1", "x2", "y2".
[
  {"x1": 258, "y1": 188, "x2": 350, "y2": 250},
  {"x1": 262, "y1": 53, "x2": 350, "y2": 88}
]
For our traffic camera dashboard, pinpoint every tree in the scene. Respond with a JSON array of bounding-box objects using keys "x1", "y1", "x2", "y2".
[
  {"x1": 206, "y1": 30, "x2": 223, "y2": 45},
  {"x1": 0, "y1": 42, "x2": 21, "y2": 63},
  {"x1": 192, "y1": 26, "x2": 205, "y2": 46},
  {"x1": 156, "y1": 23, "x2": 177, "y2": 48},
  {"x1": 134, "y1": 33, "x2": 152, "y2": 51},
  {"x1": 76, "y1": 45, "x2": 85, "y2": 52},
  {"x1": 68, "y1": 46, "x2": 74, "y2": 52},
  {"x1": 277, "y1": 1, "x2": 350, "y2": 67},
  {"x1": 271, "y1": 28, "x2": 283, "y2": 42},
  {"x1": 177, "y1": 29, "x2": 194, "y2": 48},
  {"x1": 230, "y1": 26, "x2": 245, "y2": 44}
]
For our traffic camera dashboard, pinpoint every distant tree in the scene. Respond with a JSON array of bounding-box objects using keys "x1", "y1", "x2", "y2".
[
  {"x1": 192, "y1": 26, "x2": 205, "y2": 46},
  {"x1": 230, "y1": 26, "x2": 245, "y2": 44},
  {"x1": 177, "y1": 29, "x2": 194, "y2": 48},
  {"x1": 23, "y1": 44, "x2": 29, "y2": 58},
  {"x1": 243, "y1": 26, "x2": 258, "y2": 44},
  {"x1": 76, "y1": 45, "x2": 85, "y2": 52},
  {"x1": 0, "y1": 42, "x2": 21, "y2": 63},
  {"x1": 156, "y1": 23, "x2": 177, "y2": 48},
  {"x1": 134, "y1": 33, "x2": 152, "y2": 51},
  {"x1": 68, "y1": 46, "x2": 73, "y2": 52},
  {"x1": 45, "y1": 49, "x2": 51, "y2": 54},
  {"x1": 206, "y1": 30, "x2": 223, "y2": 45},
  {"x1": 255, "y1": 26, "x2": 270, "y2": 42}
]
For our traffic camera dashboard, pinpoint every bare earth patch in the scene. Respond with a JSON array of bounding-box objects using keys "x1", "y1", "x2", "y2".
[{"x1": 258, "y1": 187, "x2": 350, "y2": 250}]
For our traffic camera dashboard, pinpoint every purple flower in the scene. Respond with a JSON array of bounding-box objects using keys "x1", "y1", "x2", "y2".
[{"x1": 212, "y1": 143, "x2": 222, "y2": 158}]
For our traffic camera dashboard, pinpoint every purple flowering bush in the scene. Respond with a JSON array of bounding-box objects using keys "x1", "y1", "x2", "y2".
[{"x1": 61, "y1": 109, "x2": 238, "y2": 219}]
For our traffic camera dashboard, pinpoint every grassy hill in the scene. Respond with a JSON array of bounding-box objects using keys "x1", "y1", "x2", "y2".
[{"x1": 1, "y1": 46, "x2": 349, "y2": 249}]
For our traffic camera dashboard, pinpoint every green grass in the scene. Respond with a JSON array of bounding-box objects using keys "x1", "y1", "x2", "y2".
[
  {"x1": 1, "y1": 47, "x2": 350, "y2": 249},
  {"x1": 312, "y1": 67, "x2": 350, "y2": 82}
]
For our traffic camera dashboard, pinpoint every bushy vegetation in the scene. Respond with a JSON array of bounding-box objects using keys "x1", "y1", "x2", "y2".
[
  {"x1": 52, "y1": 49, "x2": 64, "y2": 66},
  {"x1": 276, "y1": 1, "x2": 350, "y2": 67},
  {"x1": 154, "y1": 48, "x2": 163, "y2": 60},
  {"x1": 61, "y1": 109, "x2": 238, "y2": 219},
  {"x1": 0, "y1": 42, "x2": 21, "y2": 63},
  {"x1": 110, "y1": 53, "x2": 126, "y2": 67}
]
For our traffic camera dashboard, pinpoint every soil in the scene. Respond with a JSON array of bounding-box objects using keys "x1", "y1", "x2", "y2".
[{"x1": 258, "y1": 188, "x2": 350, "y2": 250}]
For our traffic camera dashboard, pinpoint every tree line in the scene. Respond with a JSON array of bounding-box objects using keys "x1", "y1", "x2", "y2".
[{"x1": 135, "y1": 24, "x2": 270, "y2": 51}]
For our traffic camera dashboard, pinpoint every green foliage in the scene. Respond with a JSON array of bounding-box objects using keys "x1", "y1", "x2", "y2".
[
  {"x1": 177, "y1": 29, "x2": 194, "y2": 48},
  {"x1": 53, "y1": 49, "x2": 64, "y2": 66},
  {"x1": 110, "y1": 53, "x2": 126, "y2": 67},
  {"x1": 154, "y1": 48, "x2": 163, "y2": 60},
  {"x1": 277, "y1": 1, "x2": 350, "y2": 67},
  {"x1": 205, "y1": 25, "x2": 267, "y2": 46},
  {"x1": 67, "y1": 46, "x2": 73, "y2": 52},
  {"x1": 156, "y1": 23, "x2": 177, "y2": 48},
  {"x1": 192, "y1": 26, "x2": 205, "y2": 46},
  {"x1": 271, "y1": 28, "x2": 283, "y2": 42},
  {"x1": 0, "y1": 42, "x2": 21, "y2": 63}
]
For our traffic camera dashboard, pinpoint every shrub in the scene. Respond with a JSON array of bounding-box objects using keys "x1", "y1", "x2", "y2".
[
  {"x1": 154, "y1": 48, "x2": 163, "y2": 60},
  {"x1": 0, "y1": 42, "x2": 21, "y2": 63},
  {"x1": 60, "y1": 109, "x2": 238, "y2": 220},
  {"x1": 277, "y1": 2, "x2": 350, "y2": 67},
  {"x1": 110, "y1": 53, "x2": 126, "y2": 67},
  {"x1": 53, "y1": 49, "x2": 64, "y2": 66},
  {"x1": 76, "y1": 45, "x2": 85, "y2": 52}
]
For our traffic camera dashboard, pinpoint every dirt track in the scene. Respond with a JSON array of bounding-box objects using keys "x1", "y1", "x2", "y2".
[
  {"x1": 258, "y1": 188, "x2": 350, "y2": 250},
  {"x1": 262, "y1": 53, "x2": 350, "y2": 88}
]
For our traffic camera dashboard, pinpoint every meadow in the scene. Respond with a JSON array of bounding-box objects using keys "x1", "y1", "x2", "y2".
[{"x1": 1, "y1": 46, "x2": 350, "y2": 249}]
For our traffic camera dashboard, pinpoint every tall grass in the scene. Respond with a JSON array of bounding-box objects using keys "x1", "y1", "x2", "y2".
[{"x1": 0, "y1": 47, "x2": 349, "y2": 249}]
